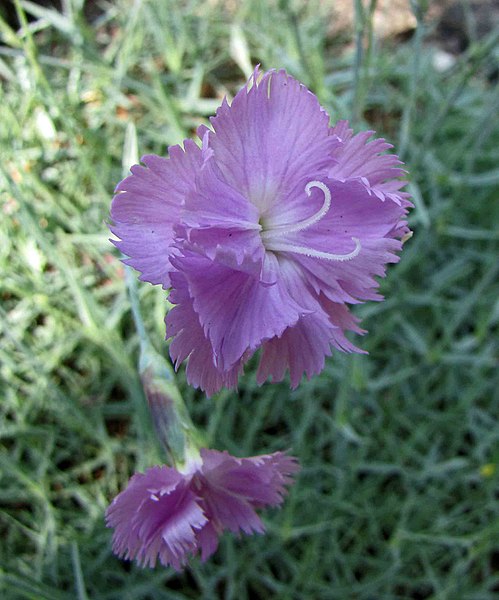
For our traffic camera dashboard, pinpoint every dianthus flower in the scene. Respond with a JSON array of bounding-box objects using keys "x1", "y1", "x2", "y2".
[
  {"x1": 111, "y1": 68, "x2": 411, "y2": 395},
  {"x1": 105, "y1": 449, "x2": 299, "y2": 570}
]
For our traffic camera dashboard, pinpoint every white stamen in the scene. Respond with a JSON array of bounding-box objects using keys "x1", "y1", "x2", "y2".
[
  {"x1": 265, "y1": 237, "x2": 362, "y2": 262},
  {"x1": 259, "y1": 180, "x2": 362, "y2": 262},
  {"x1": 261, "y1": 180, "x2": 331, "y2": 241}
]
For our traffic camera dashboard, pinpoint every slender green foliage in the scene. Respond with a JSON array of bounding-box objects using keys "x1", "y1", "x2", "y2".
[{"x1": 1, "y1": 0, "x2": 498, "y2": 598}]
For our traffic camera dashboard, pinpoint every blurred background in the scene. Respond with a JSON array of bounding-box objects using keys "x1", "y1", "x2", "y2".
[{"x1": 1, "y1": 0, "x2": 499, "y2": 598}]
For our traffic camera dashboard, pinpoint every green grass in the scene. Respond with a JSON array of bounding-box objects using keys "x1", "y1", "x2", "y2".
[{"x1": 1, "y1": 0, "x2": 499, "y2": 598}]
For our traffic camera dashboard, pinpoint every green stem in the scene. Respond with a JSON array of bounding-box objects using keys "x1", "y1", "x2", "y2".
[
  {"x1": 351, "y1": 0, "x2": 377, "y2": 127},
  {"x1": 399, "y1": 2, "x2": 426, "y2": 158},
  {"x1": 351, "y1": 0, "x2": 365, "y2": 127},
  {"x1": 124, "y1": 266, "x2": 148, "y2": 347},
  {"x1": 124, "y1": 266, "x2": 203, "y2": 467}
]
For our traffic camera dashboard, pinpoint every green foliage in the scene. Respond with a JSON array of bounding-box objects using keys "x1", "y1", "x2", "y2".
[{"x1": 1, "y1": 0, "x2": 498, "y2": 598}]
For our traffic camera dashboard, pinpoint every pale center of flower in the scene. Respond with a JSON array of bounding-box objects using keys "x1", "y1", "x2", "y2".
[{"x1": 260, "y1": 181, "x2": 361, "y2": 262}]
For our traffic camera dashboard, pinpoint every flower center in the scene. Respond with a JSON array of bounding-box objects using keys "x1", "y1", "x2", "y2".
[{"x1": 260, "y1": 181, "x2": 361, "y2": 262}]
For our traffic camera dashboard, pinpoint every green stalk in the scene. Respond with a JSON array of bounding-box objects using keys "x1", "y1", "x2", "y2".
[
  {"x1": 398, "y1": 1, "x2": 426, "y2": 158},
  {"x1": 124, "y1": 265, "x2": 203, "y2": 468},
  {"x1": 119, "y1": 121, "x2": 203, "y2": 466},
  {"x1": 351, "y1": 0, "x2": 377, "y2": 127}
]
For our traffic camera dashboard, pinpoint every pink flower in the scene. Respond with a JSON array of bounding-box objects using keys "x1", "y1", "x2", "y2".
[
  {"x1": 105, "y1": 449, "x2": 299, "y2": 570},
  {"x1": 111, "y1": 68, "x2": 412, "y2": 395}
]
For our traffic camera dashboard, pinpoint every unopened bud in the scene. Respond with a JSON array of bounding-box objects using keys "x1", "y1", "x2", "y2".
[{"x1": 139, "y1": 342, "x2": 202, "y2": 467}]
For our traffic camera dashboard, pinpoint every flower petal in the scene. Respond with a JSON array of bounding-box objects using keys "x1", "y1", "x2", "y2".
[
  {"x1": 183, "y1": 159, "x2": 260, "y2": 230},
  {"x1": 289, "y1": 178, "x2": 407, "y2": 245},
  {"x1": 179, "y1": 158, "x2": 264, "y2": 273},
  {"x1": 197, "y1": 449, "x2": 299, "y2": 534},
  {"x1": 257, "y1": 311, "x2": 335, "y2": 388},
  {"x1": 166, "y1": 270, "x2": 245, "y2": 396},
  {"x1": 198, "y1": 478, "x2": 265, "y2": 535},
  {"x1": 280, "y1": 179, "x2": 407, "y2": 303},
  {"x1": 205, "y1": 450, "x2": 300, "y2": 507},
  {"x1": 329, "y1": 120, "x2": 411, "y2": 205},
  {"x1": 110, "y1": 141, "x2": 202, "y2": 288},
  {"x1": 206, "y1": 68, "x2": 338, "y2": 217},
  {"x1": 171, "y1": 250, "x2": 308, "y2": 371},
  {"x1": 256, "y1": 256, "x2": 367, "y2": 386},
  {"x1": 107, "y1": 449, "x2": 300, "y2": 569},
  {"x1": 319, "y1": 296, "x2": 367, "y2": 353},
  {"x1": 196, "y1": 521, "x2": 220, "y2": 562},
  {"x1": 105, "y1": 466, "x2": 207, "y2": 570}
]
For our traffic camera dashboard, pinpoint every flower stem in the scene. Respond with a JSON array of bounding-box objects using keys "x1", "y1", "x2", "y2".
[{"x1": 124, "y1": 265, "x2": 203, "y2": 468}]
